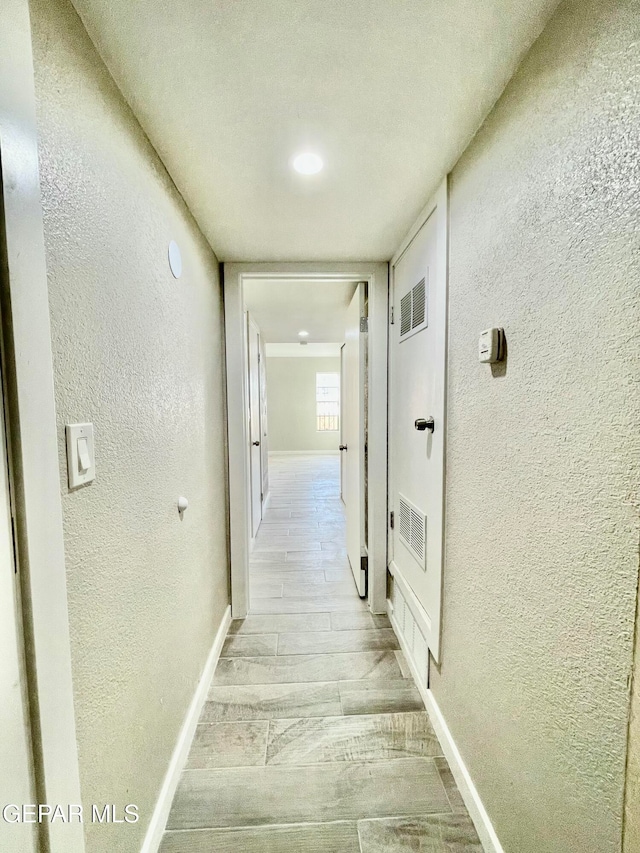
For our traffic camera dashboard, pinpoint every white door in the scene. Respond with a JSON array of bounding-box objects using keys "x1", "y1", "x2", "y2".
[
  {"x1": 0, "y1": 374, "x2": 37, "y2": 852},
  {"x1": 259, "y1": 336, "x2": 269, "y2": 502},
  {"x1": 389, "y1": 186, "x2": 448, "y2": 662},
  {"x1": 248, "y1": 316, "x2": 262, "y2": 539},
  {"x1": 342, "y1": 285, "x2": 366, "y2": 596},
  {"x1": 340, "y1": 343, "x2": 346, "y2": 501}
]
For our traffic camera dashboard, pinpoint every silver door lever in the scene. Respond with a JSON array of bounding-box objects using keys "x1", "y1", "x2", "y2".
[{"x1": 414, "y1": 418, "x2": 434, "y2": 433}]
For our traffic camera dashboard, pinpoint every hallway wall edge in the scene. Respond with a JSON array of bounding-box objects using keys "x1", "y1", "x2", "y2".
[
  {"x1": 388, "y1": 591, "x2": 503, "y2": 853},
  {"x1": 140, "y1": 604, "x2": 232, "y2": 853},
  {"x1": 423, "y1": 687, "x2": 505, "y2": 853}
]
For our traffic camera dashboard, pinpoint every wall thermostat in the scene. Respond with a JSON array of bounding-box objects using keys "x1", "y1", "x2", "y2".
[{"x1": 478, "y1": 327, "x2": 505, "y2": 363}]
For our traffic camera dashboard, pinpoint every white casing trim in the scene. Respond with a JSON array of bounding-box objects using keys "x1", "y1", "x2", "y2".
[
  {"x1": 1, "y1": 4, "x2": 86, "y2": 850},
  {"x1": 387, "y1": 596, "x2": 504, "y2": 853},
  {"x1": 140, "y1": 605, "x2": 232, "y2": 853}
]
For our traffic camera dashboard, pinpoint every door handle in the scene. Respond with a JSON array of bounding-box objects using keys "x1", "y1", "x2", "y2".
[
  {"x1": 414, "y1": 418, "x2": 435, "y2": 433},
  {"x1": 252, "y1": 440, "x2": 260, "y2": 446},
  {"x1": 339, "y1": 445, "x2": 347, "y2": 451}
]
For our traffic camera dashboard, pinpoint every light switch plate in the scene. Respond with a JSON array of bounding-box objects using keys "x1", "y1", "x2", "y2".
[
  {"x1": 66, "y1": 423, "x2": 95, "y2": 489},
  {"x1": 478, "y1": 327, "x2": 505, "y2": 363}
]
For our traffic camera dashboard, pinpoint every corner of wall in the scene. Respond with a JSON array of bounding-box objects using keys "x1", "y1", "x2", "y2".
[{"x1": 623, "y1": 548, "x2": 640, "y2": 852}]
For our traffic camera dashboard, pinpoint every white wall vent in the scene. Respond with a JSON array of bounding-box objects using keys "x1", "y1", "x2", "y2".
[
  {"x1": 399, "y1": 273, "x2": 428, "y2": 341},
  {"x1": 398, "y1": 493, "x2": 426, "y2": 569}
]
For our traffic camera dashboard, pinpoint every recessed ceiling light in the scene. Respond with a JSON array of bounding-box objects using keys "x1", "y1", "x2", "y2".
[
  {"x1": 298, "y1": 330, "x2": 309, "y2": 337},
  {"x1": 292, "y1": 153, "x2": 323, "y2": 175}
]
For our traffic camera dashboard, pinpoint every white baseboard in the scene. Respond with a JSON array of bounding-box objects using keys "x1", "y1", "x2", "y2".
[
  {"x1": 387, "y1": 597, "x2": 504, "y2": 853},
  {"x1": 423, "y1": 690, "x2": 505, "y2": 853},
  {"x1": 140, "y1": 604, "x2": 232, "y2": 853}
]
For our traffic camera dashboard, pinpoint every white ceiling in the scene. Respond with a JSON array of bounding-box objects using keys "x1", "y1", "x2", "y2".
[
  {"x1": 244, "y1": 278, "x2": 357, "y2": 343},
  {"x1": 70, "y1": 0, "x2": 559, "y2": 262},
  {"x1": 266, "y1": 343, "x2": 342, "y2": 358}
]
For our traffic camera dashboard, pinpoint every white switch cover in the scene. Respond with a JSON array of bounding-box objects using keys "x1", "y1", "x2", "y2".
[
  {"x1": 66, "y1": 423, "x2": 95, "y2": 489},
  {"x1": 478, "y1": 327, "x2": 505, "y2": 363}
]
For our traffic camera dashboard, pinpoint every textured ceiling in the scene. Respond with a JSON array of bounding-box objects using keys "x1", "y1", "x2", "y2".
[
  {"x1": 70, "y1": 0, "x2": 559, "y2": 261},
  {"x1": 244, "y1": 278, "x2": 357, "y2": 342},
  {"x1": 265, "y1": 343, "x2": 342, "y2": 358}
]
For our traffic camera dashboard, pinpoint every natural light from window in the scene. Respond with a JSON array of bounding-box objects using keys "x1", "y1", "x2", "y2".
[{"x1": 316, "y1": 372, "x2": 340, "y2": 432}]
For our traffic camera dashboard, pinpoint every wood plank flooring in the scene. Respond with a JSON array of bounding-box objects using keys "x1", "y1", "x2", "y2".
[{"x1": 161, "y1": 454, "x2": 482, "y2": 852}]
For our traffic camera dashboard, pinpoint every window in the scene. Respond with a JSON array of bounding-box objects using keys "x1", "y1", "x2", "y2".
[{"x1": 316, "y1": 372, "x2": 340, "y2": 431}]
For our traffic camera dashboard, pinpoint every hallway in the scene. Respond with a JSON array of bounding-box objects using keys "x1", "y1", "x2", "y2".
[
  {"x1": 160, "y1": 455, "x2": 482, "y2": 852},
  {"x1": 3, "y1": 1, "x2": 639, "y2": 851}
]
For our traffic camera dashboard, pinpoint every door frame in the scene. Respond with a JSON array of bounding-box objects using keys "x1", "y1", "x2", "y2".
[
  {"x1": 0, "y1": 300, "x2": 36, "y2": 853},
  {"x1": 387, "y1": 177, "x2": 449, "y2": 664},
  {"x1": 224, "y1": 262, "x2": 388, "y2": 617},
  {"x1": 247, "y1": 313, "x2": 263, "y2": 544},
  {"x1": 342, "y1": 283, "x2": 367, "y2": 597},
  {"x1": 339, "y1": 343, "x2": 346, "y2": 502},
  {"x1": 1, "y1": 2, "x2": 85, "y2": 851}
]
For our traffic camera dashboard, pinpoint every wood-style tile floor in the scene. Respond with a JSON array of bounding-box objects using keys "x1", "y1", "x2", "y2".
[{"x1": 161, "y1": 455, "x2": 482, "y2": 852}]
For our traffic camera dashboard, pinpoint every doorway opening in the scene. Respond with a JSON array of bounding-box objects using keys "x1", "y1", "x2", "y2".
[
  {"x1": 245, "y1": 277, "x2": 358, "y2": 611},
  {"x1": 223, "y1": 263, "x2": 388, "y2": 619}
]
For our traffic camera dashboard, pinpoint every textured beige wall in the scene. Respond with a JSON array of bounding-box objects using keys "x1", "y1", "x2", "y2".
[
  {"x1": 430, "y1": 1, "x2": 640, "y2": 852},
  {"x1": 267, "y1": 357, "x2": 341, "y2": 452},
  {"x1": 625, "y1": 586, "x2": 640, "y2": 853},
  {"x1": 30, "y1": 0, "x2": 230, "y2": 850}
]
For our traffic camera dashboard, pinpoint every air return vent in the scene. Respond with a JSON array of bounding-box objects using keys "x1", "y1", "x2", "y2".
[
  {"x1": 399, "y1": 273, "x2": 428, "y2": 341},
  {"x1": 398, "y1": 493, "x2": 426, "y2": 569},
  {"x1": 400, "y1": 292, "x2": 412, "y2": 336}
]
